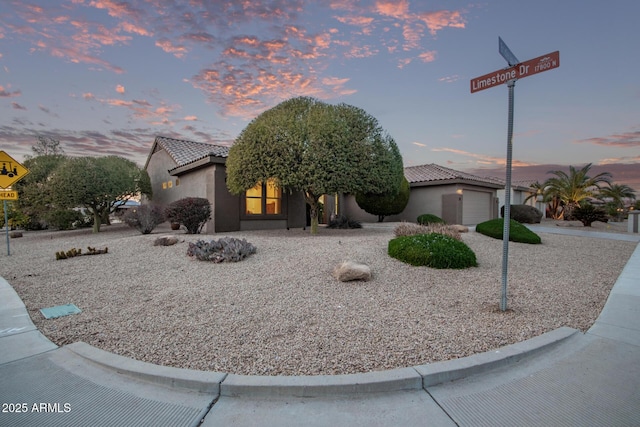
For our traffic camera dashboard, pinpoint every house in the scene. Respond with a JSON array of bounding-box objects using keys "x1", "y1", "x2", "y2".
[
  {"x1": 496, "y1": 179, "x2": 547, "y2": 215},
  {"x1": 143, "y1": 136, "x2": 306, "y2": 233},
  {"x1": 341, "y1": 163, "x2": 503, "y2": 225}
]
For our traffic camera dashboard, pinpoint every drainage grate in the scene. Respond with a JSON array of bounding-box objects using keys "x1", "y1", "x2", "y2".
[{"x1": 40, "y1": 304, "x2": 82, "y2": 319}]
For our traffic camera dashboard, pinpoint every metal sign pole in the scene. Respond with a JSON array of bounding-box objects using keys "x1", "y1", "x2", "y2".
[
  {"x1": 4, "y1": 200, "x2": 9, "y2": 256},
  {"x1": 501, "y1": 79, "x2": 516, "y2": 311}
]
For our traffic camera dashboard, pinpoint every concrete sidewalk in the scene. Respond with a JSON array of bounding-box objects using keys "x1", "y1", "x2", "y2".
[{"x1": 1, "y1": 227, "x2": 639, "y2": 426}]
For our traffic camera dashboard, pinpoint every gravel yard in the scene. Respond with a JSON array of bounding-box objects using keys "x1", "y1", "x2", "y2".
[{"x1": 2, "y1": 221, "x2": 636, "y2": 376}]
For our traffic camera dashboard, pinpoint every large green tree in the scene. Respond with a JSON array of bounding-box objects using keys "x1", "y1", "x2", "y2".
[
  {"x1": 226, "y1": 97, "x2": 404, "y2": 234},
  {"x1": 50, "y1": 156, "x2": 151, "y2": 232},
  {"x1": 544, "y1": 163, "x2": 612, "y2": 219},
  {"x1": 13, "y1": 137, "x2": 67, "y2": 228}
]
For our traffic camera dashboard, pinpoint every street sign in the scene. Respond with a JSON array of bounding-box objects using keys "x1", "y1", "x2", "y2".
[
  {"x1": 0, "y1": 190, "x2": 18, "y2": 200},
  {"x1": 470, "y1": 51, "x2": 560, "y2": 93},
  {"x1": 0, "y1": 151, "x2": 30, "y2": 189},
  {"x1": 499, "y1": 37, "x2": 519, "y2": 66}
]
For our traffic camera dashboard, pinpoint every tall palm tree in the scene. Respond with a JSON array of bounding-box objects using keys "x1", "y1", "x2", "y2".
[
  {"x1": 599, "y1": 183, "x2": 637, "y2": 220},
  {"x1": 544, "y1": 163, "x2": 612, "y2": 219}
]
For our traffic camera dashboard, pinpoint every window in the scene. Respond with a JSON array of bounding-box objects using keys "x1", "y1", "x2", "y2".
[{"x1": 245, "y1": 179, "x2": 282, "y2": 215}]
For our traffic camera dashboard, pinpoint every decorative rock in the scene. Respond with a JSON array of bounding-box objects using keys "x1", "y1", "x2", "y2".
[
  {"x1": 333, "y1": 261, "x2": 371, "y2": 282},
  {"x1": 450, "y1": 224, "x2": 469, "y2": 233},
  {"x1": 9, "y1": 231, "x2": 23, "y2": 238},
  {"x1": 154, "y1": 236, "x2": 179, "y2": 246}
]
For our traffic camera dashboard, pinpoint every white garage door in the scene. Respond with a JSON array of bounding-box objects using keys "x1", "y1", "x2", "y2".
[{"x1": 462, "y1": 191, "x2": 491, "y2": 225}]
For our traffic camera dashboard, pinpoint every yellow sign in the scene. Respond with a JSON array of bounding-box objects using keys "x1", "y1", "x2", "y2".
[
  {"x1": 0, "y1": 151, "x2": 30, "y2": 189},
  {"x1": 0, "y1": 190, "x2": 18, "y2": 200}
]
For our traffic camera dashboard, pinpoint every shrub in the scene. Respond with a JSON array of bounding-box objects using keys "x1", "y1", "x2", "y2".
[
  {"x1": 327, "y1": 215, "x2": 362, "y2": 229},
  {"x1": 123, "y1": 204, "x2": 165, "y2": 234},
  {"x1": 356, "y1": 176, "x2": 410, "y2": 222},
  {"x1": 475, "y1": 218, "x2": 541, "y2": 244},
  {"x1": 45, "y1": 209, "x2": 85, "y2": 230},
  {"x1": 388, "y1": 233, "x2": 477, "y2": 269},
  {"x1": 417, "y1": 214, "x2": 445, "y2": 225},
  {"x1": 500, "y1": 204, "x2": 543, "y2": 224},
  {"x1": 165, "y1": 197, "x2": 212, "y2": 234},
  {"x1": 571, "y1": 203, "x2": 608, "y2": 227},
  {"x1": 187, "y1": 237, "x2": 256, "y2": 262},
  {"x1": 394, "y1": 222, "x2": 461, "y2": 240}
]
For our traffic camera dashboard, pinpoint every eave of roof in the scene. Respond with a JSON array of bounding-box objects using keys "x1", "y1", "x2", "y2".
[
  {"x1": 404, "y1": 163, "x2": 504, "y2": 189},
  {"x1": 144, "y1": 136, "x2": 230, "y2": 172}
]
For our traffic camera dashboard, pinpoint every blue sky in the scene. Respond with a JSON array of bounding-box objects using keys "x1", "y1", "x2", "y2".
[{"x1": 1, "y1": 1, "x2": 639, "y2": 190}]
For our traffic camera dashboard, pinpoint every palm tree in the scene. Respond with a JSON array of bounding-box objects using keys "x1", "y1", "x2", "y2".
[
  {"x1": 524, "y1": 180, "x2": 563, "y2": 219},
  {"x1": 544, "y1": 163, "x2": 612, "y2": 219},
  {"x1": 599, "y1": 183, "x2": 636, "y2": 220}
]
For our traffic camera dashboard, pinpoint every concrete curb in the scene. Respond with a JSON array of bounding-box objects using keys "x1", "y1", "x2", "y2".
[
  {"x1": 65, "y1": 342, "x2": 227, "y2": 394},
  {"x1": 416, "y1": 326, "x2": 580, "y2": 387},
  {"x1": 221, "y1": 366, "x2": 423, "y2": 398},
  {"x1": 65, "y1": 326, "x2": 580, "y2": 398}
]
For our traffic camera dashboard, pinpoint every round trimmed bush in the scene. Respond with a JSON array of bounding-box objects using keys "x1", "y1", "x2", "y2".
[
  {"x1": 417, "y1": 213, "x2": 445, "y2": 225},
  {"x1": 388, "y1": 233, "x2": 477, "y2": 269},
  {"x1": 475, "y1": 218, "x2": 541, "y2": 244}
]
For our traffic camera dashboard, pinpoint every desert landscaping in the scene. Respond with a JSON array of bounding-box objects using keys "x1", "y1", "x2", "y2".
[{"x1": 1, "y1": 219, "x2": 636, "y2": 376}]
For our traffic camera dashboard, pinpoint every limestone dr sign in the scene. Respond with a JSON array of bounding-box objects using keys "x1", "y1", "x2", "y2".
[
  {"x1": 471, "y1": 39, "x2": 559, "y2": 312},
  {"x1": 471, "y1": 51, "x2": 559, "y2": 93}
]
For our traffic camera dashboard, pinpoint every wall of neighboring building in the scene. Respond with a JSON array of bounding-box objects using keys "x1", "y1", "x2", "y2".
[
  {"x1": 341, "y1": 184, "x2": 455, "y2": 223},
  {"x1": 342, "y1": 183, "x2": 499, "y2": 225}
]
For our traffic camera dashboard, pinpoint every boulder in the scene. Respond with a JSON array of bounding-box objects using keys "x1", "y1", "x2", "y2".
[
  {"x1": 154, "y1": 235, "x2": 179, "y2": 246},
  {"x1": 333, "y1": 261, "x2": 371, "y2": 282},
  {"x1": 450, "y1": 224, "x2": 469, "y2": 233},
  {"x1": 501, "y1": 204, "x2": 543, "y2": 224},
  {"x1": 9, "y1": 231, "x2": 23, "y2": 238}
]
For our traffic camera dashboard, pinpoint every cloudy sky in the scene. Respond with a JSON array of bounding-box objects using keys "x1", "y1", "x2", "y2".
[{"x1": 1, "y1": 1, "x2": 639, "y2": 190}]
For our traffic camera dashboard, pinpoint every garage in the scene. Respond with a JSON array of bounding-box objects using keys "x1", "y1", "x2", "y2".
[{"x1": 462, "y1": 190, "x2": 493, "y2": 225}]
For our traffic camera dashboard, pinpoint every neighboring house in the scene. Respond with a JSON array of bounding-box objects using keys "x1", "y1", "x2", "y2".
[
  {"x1": 143, "y1": 136, "x2": 306, "y2": 233},
  {"x1": 341, "y1": 163, "x2": 503, "y2": 225},
  {"x1": 495, "y1": 179, "x2": 547, "y2": 214}
]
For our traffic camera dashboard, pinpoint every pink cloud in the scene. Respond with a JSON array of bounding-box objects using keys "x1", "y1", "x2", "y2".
[
  {"x1": 418, "y1": 10, "x2": 466, "y2": 36},
  {"x1": 116, "y1": 84, "x2": 125, "y2": 94},
  {"x1": 419, "y1": 50, "x2": 436, "y2": 62},
  {"x1": 375, "y1": 0, "x2": 410, "y2": 19},
  {"x1": 0, "y1": 85, "x2": 21, "y2": 97},
  {"x1": 575, "y1": 131, "x2": 640, "y2": 147},
  {"x1": 155, "y1": 38, "x2": 188, "y2": 58}
]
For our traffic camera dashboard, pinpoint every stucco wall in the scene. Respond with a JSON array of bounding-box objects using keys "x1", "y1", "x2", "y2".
[{"x1": 342, "y1": 183, "x2": 499, "y2": 225}]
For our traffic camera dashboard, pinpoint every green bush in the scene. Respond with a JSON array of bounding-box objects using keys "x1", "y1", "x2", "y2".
[
  {"x1": 123, "y1": 204, "x2": 165, "y2": 234},
  {"x1": 356, "y1": 176, "x2": 410, "y2": 222},
  {"x1": 571, "y1": 203, "x2": 608, "y2": 226},
  {"x1": 45, "y1": 209, "x2": 85, "y2": 230},
  {"x1": 165, "y1": 197, "x2": 211, "y2": 234},
  {"x1": 388, "y1": 233, "x2": 477, "y2": 269},
  {"x1": 475, "y1": 218, "x2": 541, "y2": 244},
  {"x1": 417, "y1": 213, "x2": 445, "y2": 225}
]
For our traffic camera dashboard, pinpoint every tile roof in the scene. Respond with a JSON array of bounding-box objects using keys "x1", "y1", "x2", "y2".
[
  {"x1": 154, "y1": 136, "x2": 230, "y2": 168},
  {"x1": 404, "y1": 163, "x2": 504, "y2": 187}
]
